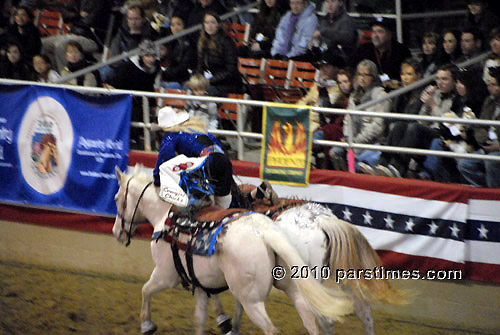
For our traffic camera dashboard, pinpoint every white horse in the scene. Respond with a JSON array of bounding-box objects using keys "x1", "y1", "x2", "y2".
[
  {"x1": 227, "y1": 201, "x2": 410, "y2": 335},
  {"x1": 112, "y1": 166, "x2": 354, "y2": 335}
]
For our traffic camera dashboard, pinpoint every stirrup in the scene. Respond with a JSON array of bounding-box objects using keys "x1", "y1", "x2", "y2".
[{"x1": 256, "y1": 181, "x2": 278, "y2": 205}]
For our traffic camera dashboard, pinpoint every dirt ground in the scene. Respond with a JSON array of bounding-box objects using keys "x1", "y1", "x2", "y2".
[{"x1": 0, "y1": 260, "x2": 496, "y2": 335}]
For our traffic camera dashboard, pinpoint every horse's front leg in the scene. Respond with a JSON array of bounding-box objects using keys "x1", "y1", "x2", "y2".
[
  {"x1": 141, "y1": 243, "x2": 179, "y2": 334},
  {"x1": 140, "y1": 266, "x2": 174, "y2": 334},
  {"x1": 194, "y1": 289, "x2": 210, "y2": 335}
]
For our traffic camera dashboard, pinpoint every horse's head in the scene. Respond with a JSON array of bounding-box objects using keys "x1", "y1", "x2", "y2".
[{"x1": 112, "y1": 166, "x2": 152, "y2": 246}]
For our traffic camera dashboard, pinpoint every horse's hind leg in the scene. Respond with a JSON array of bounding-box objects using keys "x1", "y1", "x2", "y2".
[
  {"x1": 239, "y1": 301, "x2": 280, "y2": 335},
  {"x1": 355, "y1": 296, "x2": 373, "y2": 335},
  {"x1": 230, "y1": 300, "x2": 244, "y2": 335},
  {"x1": 345, "y1": 287, "x2": 373, "y2": 335},
  {"x1": 276, "y1": 278, "x2": 319, "y2": 335},
  {"x1": 316, "y1": 316, "x2": 335, "y2": 335},
  {"x1": 210, "y1": 294, "x2": 232, "y2": 334}
]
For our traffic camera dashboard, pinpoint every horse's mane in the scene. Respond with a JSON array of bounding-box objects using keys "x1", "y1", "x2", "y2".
[{"x1": 127, "y1": 164, "x2": 153, "y2": 184}]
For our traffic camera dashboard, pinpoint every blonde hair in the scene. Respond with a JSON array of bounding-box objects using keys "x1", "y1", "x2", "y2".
[
  {"x1": 163, "y1": 115, "x2": 208, "y2": 133},
  {"x1": 187, "y1": 74, "x2": 209, "y2": 92}
]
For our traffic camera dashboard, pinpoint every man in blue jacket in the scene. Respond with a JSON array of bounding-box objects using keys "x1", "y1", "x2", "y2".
[{"x1": 271, "y1": 0, "x2": 318, "y2": 60}]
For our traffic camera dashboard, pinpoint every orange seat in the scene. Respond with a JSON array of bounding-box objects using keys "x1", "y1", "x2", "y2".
[
  {"x1": 218, "y1": 93, "x2": 246, "y2": 121},
  {"x1": 289, "y1": 61, "x2": 318, "y2": 90},
  {"x1": 34, "y1": 10, "x2": 64, "y2": 36},
  {"x1": 226, "y1": 23, "x2": 250, "y2": 47},
  {"x1": 238, "y1": 57, "x2": 264, "y2": 85},
  {"x1": 262, "y1": 59, "x2": 292, "y2": 87}
]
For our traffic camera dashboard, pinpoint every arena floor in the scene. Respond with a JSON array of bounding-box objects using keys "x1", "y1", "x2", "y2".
[{"x1": 0, "y1": 220, "x2": 498, "y2": 335}]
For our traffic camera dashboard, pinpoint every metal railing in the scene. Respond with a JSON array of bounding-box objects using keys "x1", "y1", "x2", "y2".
[{"x1": 1, "y1": 78, "x2": 500, "y2": 165}]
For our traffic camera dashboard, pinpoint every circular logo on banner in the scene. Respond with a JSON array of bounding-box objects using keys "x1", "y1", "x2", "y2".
[{"x1": 17, "y1": 96, "x2": 74, "y2": 195}]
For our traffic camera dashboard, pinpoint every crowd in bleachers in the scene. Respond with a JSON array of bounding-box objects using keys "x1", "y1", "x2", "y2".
[{"x1": 0, "y1": 0, "x2": 499, "y2": 187}]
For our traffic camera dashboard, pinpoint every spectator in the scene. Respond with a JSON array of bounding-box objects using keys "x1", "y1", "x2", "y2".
[
  {"x1": 483, "y1": 26, "x2": 500, "y2": 84},
  {"x1": 457, "y1": 66, "x2": 500, "y2": 188},
  {"x1": 309, "y1": 0, "x2": 357, "y2": 61},
  {"x1": 463, "y1": 0, "x2": 500, "y2": 45},
  {"x1": 59, "y1": 40, "x2": 100, "y2": 87},
  {"x1": 32, "y1": 53, "x2": 61, "y2": 82},
  {"x1": 187, "y1": 0, "x2": 227, "y2": 29},
  {"x1": 42, "y1": 0, "x2": 110, "y2": 72},
  {"x1": 158, "y1": 0, "x2": 194, "y2": 25},
  {"x1": 352, "y1": 18, "x2": 411, "y2": 84},
  {"x1": 298, "y1": 49, "x2": 346, "y2": 141},
  {"x1": 238, "y1": 0, "x2": 289, "y2": 59},
  {"x1": 270, "y1": 0, "x2": 318, "y2": 60},
  {"x1": 419, "y1": 32, "x2": 446, "y2": 77},
  {"x1": 375, "y1": 64, "x2": 461, "y2": 178},
  {"x1": 0, "y1": 42, "x2": 32, "y2": 80},
  {"x1": 160, "y1": 16, "x2": 197, "y2": 89},
  {"x1": 108, "y1": 4, "x2": 158, "y2": 67},
  {"x1": 5, "y1": 6, "x2": 41, "y2": 63},
  {"x1": 329, "y1": 59, "x2": 391, "y2": 171},
  {"x1": 196, "y1": 12, "x2": 243, "y2": 97},
  {"x1": 442, "y1": 29, "x2": 462, "y2": 64},
  {"x1": 320, "y1": 67, "x2": 354, "y2": 169},
  {"x1": 358, "y1": 58, "x2": 424, "y2": 176},
  {"x1": 104, "y1": 39, "x2": 160, "y2": 150},
  {"x1": 185, "y1": 74, "x2": 219, "y2": 130},
  {"x1": 456, "y1": 68, "x2": 488, "y2": 117},
  {"x1": 457, "y1": 27, "x2": 484, "y2": 71}
]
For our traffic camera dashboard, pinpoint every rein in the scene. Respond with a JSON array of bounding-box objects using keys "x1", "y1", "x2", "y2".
[{"x1": 118, "y1": 176, "x2": 153, "y2": 247}]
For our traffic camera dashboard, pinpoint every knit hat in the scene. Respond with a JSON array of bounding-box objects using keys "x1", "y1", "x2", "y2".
[
  {"x1": 139, "y1": 39, "x2": 159, "y2": 58},
  {"x1": 158, "y1": 106, "x2": 189, "y2": 129}
]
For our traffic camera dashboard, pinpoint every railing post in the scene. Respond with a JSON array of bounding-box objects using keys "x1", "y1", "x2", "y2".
[
  {"x1": 395, "y1": 0, "x2": 403, "y2": 43},
  {"x1": 142, "y1": 97, "x2": 151, "y2": 152}
]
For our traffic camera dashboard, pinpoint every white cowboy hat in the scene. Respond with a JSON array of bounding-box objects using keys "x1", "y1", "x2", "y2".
[{"x1": 158, "y1": 106, "x2": 189, "y2": 129}]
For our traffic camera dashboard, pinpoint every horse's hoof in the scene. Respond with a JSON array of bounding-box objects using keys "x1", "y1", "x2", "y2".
[
  {"x1": 217, "y1": 313, "x2": 232, "y2": 334},
  {"x1": 141, "y1": 320, "x2": 158, "y2": 335}
]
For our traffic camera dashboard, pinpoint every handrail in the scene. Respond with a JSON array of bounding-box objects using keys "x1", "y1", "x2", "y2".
[
  {"x1": 54, "y1": 1, "x2": 259, "y2": 85},
  {"x1": 2, "y1": 78, "x2": 499, "y2": 163}
]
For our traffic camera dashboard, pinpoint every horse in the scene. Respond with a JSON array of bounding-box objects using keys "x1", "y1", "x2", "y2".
[{"x1": 112, "y1": 166, "x2": 354, "y2": 335}]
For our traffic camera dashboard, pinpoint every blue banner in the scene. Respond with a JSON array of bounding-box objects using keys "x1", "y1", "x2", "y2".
[{"x1": 0, "y1": 84, "x2": 131, "y2": 215}]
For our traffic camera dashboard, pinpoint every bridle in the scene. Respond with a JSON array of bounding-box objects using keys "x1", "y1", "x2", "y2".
[{"x1": 117, "y1": 176, "x2": 153, "y2": 247}]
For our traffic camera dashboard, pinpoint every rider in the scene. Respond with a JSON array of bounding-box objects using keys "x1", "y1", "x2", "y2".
[{"x1": 153, "y1": 106, "x2": 278, "y2": 210}]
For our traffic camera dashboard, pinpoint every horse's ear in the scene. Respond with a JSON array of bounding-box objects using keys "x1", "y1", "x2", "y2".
[{"x1": 115, "y1": 166, "x2": 123, "y2": 183}]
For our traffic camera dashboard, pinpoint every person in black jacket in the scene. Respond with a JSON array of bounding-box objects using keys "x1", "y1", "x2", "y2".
[
  {"x1": 160, "y1": 16, "x2": 197, "y2": 89},
  {"x1": 187, "y1": 0, "x2": 227, "y2": 29},
  {"x1": 104, "y1": 39, "x2": 160, "y2": 150},
  {"x1": 463, "y1": 0, "x2": 500, "y2": 46},
  {"x1": 5, "y1": 7, "x2": 41, "y2": 63},
  {"x1": 238, "y1": 0, "x2": 288, "y2": 59},
  {"x1": 0, "y1": 41, "x2": 33, "y2": 80},
  {"x1": 196, "y1": 12, "x2": 242, "y2": 97},
  {"x1": 352, "y1": 18, "x2": 411, "y2": 85}
]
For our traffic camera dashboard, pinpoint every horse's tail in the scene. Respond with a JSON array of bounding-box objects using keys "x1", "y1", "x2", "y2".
[
  {"x1": 318, "y1": 215, "x2": 411, "y2": 305},
  {"x1": 254, "y1": 217, "x2": 354, "y2": 322}
]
